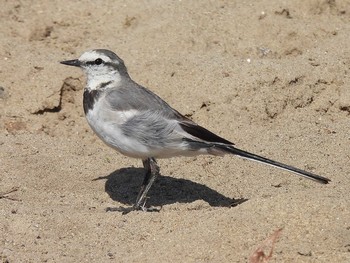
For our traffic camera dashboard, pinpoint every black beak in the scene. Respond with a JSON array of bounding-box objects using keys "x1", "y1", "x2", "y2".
[{"x1": 60, "y1": 59, "x2": 81, "y2": 67}]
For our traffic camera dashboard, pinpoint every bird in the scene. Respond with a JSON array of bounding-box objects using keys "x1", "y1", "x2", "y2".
[{"x1": 60, "y1": 49, "x2": 330, "y2": 213}]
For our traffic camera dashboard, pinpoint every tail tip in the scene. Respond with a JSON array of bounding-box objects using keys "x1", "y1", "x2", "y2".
[{"x1": 319, "y1": 177, "x2": 331, "y2": 184}]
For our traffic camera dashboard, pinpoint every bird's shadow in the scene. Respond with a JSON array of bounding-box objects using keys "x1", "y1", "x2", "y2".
[{"x1": 93, "y1": 167, "x2": 247, "y2": 208}]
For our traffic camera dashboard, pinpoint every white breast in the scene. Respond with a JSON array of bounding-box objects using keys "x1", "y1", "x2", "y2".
[{"x1": 85, "y1": 97, "x2": 151, "y2": 158}]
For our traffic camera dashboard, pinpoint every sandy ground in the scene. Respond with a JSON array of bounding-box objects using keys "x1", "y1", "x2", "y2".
[{"x1": 1, "y1": 0, "x2": 350, "y2": 262}]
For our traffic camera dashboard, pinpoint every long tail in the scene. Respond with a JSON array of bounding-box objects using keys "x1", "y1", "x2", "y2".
[{"x1": 217, "y1": 145, "x2": 330, "y2": 184}]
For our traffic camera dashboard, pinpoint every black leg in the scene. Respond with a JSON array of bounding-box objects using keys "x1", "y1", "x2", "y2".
[
  {"x1": 106, "y1": 157, "x2": 161, "y2": 214},
  {"x1": 133, "y1": 157, "x2": 160, "y2": 211}
]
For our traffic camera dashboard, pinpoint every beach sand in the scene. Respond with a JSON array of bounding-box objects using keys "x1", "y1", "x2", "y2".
[{"x1": 1, "y1": 1, "x2": 349, "y2": 262}]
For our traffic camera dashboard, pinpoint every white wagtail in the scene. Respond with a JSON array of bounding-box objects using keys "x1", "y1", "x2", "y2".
[{"x1": 61, "y1": 49, "x2": 330, "y2": 213}]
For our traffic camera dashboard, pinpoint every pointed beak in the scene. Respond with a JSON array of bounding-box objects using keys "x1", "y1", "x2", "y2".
[{"x1": 60, "y1": 59, "x2": 81, "y2": 67}]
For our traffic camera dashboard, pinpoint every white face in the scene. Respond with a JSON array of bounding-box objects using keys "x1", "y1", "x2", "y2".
[{"x1": 78, "y1": 50, "x2": 122, "y2": 90}]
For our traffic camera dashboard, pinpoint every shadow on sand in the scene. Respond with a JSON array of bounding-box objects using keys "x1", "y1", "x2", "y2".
[{"x1": 93, "y1": 167, "x2": 247, "y2": 209}]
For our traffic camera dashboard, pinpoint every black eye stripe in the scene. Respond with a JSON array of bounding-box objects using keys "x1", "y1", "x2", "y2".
[
  {"x1": 85, "y1": 60, "x2": 119, "y2": 71},
  {"x1": 86, "y1": 58, "x2": 104, "y2": 66}
]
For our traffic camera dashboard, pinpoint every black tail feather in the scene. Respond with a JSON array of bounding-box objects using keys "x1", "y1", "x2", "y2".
[{"x1": 219, "y1": 145, "x2": 330, "y2": 184}]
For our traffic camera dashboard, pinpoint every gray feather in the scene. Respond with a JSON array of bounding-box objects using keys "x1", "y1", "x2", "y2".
[
  {"x1": 121, "y1": 110, "x2": 179, "y2": 147},
  {"x1": 105, "y1": 80, "x2": 184, "y2": 120}
]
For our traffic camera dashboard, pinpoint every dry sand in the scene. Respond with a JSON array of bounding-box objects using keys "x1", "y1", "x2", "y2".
[{"x1": 1, "y1": 1, "x2": 350, "y2": 262}]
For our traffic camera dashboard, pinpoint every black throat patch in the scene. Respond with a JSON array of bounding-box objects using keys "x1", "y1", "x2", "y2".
[
  {"x1": 83, "y1": 89, "x2": 100, "y2": 114},
  {"x1": 83, "y1": 81, "x2": 112, "y2": 114}
]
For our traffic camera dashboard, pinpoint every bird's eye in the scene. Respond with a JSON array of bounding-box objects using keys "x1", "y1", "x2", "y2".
[{"x1": 94, "y1": 58, "x2": 103, "y2": 65}]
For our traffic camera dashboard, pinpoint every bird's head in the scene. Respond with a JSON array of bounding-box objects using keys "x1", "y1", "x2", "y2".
[{"x1": 61, "y1": 49, "x2": 129, "y2": 89}]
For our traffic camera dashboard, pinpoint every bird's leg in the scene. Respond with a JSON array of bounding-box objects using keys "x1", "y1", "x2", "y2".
[
  {"x1": 106, "y1": 157, "x2": 160, "y2": 214},
  {"x1": 133, "y1": 157, "x2": 160, "y2": 212}
]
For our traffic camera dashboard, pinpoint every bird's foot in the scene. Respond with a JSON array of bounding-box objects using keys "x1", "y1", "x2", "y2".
[
  {"x1": 105, "y1": 205, "x2": 161, "y2": 215},
  {"x1": 138, "y1": 205, "x2": 161, "y2": 213}
]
